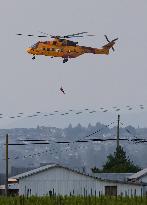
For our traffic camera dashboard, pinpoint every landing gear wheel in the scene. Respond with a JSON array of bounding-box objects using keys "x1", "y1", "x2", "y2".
[{"x1": 63, "y1": 58, "x2": 68, "y2": 63}]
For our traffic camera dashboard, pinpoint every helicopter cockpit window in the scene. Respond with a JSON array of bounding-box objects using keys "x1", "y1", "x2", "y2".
[
  {"x1": 31, "y1": 43, "x2": 38, "y2": 49},
  {"x1": 65, "y1": 40, "x2": 78, "y2": 46}
]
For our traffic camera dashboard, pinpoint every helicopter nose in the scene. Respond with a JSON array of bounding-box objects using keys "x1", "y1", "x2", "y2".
[{"x1": 26, "y1": 48, "x2": 32, "y2": 54}]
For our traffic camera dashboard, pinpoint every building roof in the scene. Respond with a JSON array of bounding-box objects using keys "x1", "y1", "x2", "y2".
[
  {"x1": 13, "y1": 163, "x2": 57, "y2": 180},
  {"x1": 128, "y1": 168, "x2": 147, "y2": 180},
  {"x1": 11, "y1": 163, "x2": 146, "y2": 186},
  {"x1": 92, "y1": 173, "x2": 133, "y2": 182},
  {"x1": 8, "y1": 178, "x2": 17, "y2": 183}
]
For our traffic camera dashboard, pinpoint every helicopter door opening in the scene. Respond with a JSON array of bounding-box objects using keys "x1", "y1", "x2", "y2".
[{"x1": 53, "y1": 41, "x2": 57, "y2": 45}]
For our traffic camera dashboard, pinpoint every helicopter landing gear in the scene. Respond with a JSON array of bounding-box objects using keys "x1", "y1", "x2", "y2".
[
  {"x1": 63, "y1": 58, "x2": 68, "y2": 63},
  {"x1": 32, "y1": 55, "x2": 35, "y2": 60}
]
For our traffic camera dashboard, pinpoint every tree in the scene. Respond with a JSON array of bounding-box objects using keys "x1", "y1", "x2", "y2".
[{"x1": 92, "y1": 145, "x2": 141, "y2": 173}]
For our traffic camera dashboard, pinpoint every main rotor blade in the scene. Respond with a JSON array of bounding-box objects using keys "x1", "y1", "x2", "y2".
[
  {"x1": 64, "y1": 32, "x2": 95, "y2": 38},
  {"x1": 65, "y1": 35, "x2": 84, "y2": 38},
  {"x1": 37, "y1": 35, "x2": 48, "y2": 37},
  {"x1": 87, "y1": 34, "x2": 95, "y2": 36},
  {"x1": 63, "y1": 32, "x2": 88, "y2": 38},
  {"x1": 39, "y1": 31, "x2": 88, "y2": 39},
  {"x1": 17, "y1": 33, "x2": 48, "y2": 38},
  {"x1": 70, "y1": 32, "x2": 88, "y2": 36},
  {"x1": 17, "y1": 32, "x2": 94, "y2": 39}
]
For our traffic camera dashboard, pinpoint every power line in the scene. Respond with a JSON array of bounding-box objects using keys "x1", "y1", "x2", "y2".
[{"x1": 0, "y1": 105, "x2": 145, "y2": 120}]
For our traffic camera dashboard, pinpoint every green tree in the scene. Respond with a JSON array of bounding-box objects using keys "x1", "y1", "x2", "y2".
[{"x1": 92, "y1": 145, "x2": 141, "y2": 173}]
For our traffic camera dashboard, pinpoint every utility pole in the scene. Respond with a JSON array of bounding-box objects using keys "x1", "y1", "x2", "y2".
[
  {"x1": 117, "y1": 114, "x2": 120, "y2": 149},
  {"x1": 5, "y1": 134, "x2": 8, "y2": 196}
]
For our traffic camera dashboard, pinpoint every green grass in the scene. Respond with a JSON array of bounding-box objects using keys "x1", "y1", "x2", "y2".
[{"x1": 0, "y1": 196, "x2": 147, "y2": 205}]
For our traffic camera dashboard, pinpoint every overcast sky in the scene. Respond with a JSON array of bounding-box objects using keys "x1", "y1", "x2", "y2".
[{"x1": 0, "y1": 0, "x2": 147, "y2": 128}]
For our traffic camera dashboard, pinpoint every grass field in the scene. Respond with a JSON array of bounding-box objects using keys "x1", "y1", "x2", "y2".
[{"x1": 0, "y1": 195, "x2": 147, "y2": 205}]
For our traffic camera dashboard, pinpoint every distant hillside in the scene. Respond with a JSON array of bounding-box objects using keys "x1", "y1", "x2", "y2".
[{"x1": 0, "y1": 123, "x2": 147, "y2": 175}]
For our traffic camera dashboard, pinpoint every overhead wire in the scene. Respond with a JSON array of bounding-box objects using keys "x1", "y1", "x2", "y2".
[
  {"x1": 1, "y1": 120, "x2": 134, "y2": 161},
  {"x1": 0, "y1": 105, "x2": 145, "y2": 120}
]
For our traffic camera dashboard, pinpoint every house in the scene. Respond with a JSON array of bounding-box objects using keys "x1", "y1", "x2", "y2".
[
  {"x1": 11, "y1": 164, "x2": 146, "y2": 197},
  {"x1": 128, "y1": 168, "x2": 147, "y2": 195},
  {"x1": 0, "y1": 178, "x2": 19, "y2": 196}
]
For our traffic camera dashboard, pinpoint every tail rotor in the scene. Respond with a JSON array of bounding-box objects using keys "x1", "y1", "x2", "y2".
[{"x1": 104, "y1": 35, "x2": 118, "y2": 51}]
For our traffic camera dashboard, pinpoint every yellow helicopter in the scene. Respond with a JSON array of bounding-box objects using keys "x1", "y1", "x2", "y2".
[{"x1": 17, "y1": 32, "x2": 118, "y2": 63}]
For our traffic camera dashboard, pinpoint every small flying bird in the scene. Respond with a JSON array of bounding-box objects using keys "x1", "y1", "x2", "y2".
[
  {"x1": 60, "y1": 86, "x2": 66, "y2": 94},
  {"x1": 103, "y1": 110, "x2": 108, "y2": 112},
  {"x1": 116, "y1": 109, "x2": 120, "y2": 111},
  {"x1": 76, "y1": 112, "x2": 82, "y2": 114},
  {"x1": 89, "y1": 111, "x2": 96, "y2": 113}
]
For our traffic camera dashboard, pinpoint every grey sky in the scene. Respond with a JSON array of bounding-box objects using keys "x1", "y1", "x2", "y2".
[{"x1": 0, "y1": 0, "x2": 147, "y2": 128}]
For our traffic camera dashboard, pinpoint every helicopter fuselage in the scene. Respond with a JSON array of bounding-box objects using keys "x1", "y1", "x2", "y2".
[{"x1": 26, "y1": 38, "x2": 110, "y2": 60}]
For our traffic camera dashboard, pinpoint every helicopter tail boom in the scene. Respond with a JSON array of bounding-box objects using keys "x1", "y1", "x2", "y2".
[
  {"x1": 94, "y1": 48, "x2": 110, "y2": 55},
  {"x1": 91, "y1": 36, "x2": 118, "y2": 55},
  {"x1": 102, "y1": 41, "x2": 115, "y2": 50}
]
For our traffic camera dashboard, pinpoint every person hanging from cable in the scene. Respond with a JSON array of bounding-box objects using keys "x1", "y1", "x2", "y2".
[{"x1": 60, "y1": 86, "x2": 66, "y2": 94}]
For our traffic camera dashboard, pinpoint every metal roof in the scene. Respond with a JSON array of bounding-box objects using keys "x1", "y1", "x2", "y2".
[
  {"x1": 128, "y1": 168, "x2": 147, "y2": 180},
  {"x1": 92, "y1": 173, "x2": 133, "y2": 182},
  {"x1": 12, "y1": 163, "x2": 57, "y2": 180},
  {"x1": 11, "y1": 163, "x2": 146, "y2": 186}
]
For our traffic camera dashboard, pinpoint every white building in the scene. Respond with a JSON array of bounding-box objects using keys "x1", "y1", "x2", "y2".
[
  {"x1": 128, "y1": 168, "x2": 147, "y2": 195},
  {"x1": 12, "y1": 164, "x2": 146, "y2": 197}
]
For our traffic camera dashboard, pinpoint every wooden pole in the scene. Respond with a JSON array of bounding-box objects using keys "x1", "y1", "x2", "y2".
[
  {"x1": 5, "y1": 134, "x2": 8, "y2": 196},
  {"x1": 117, "y1": 115, "x2": 120, "y2": 149}
]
